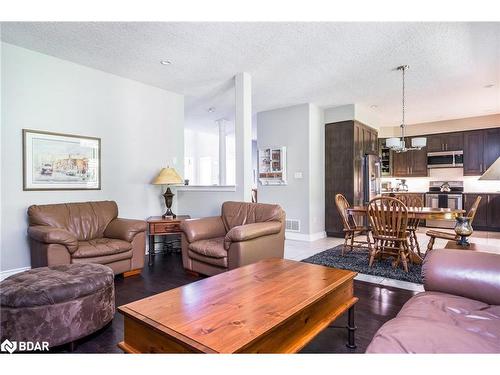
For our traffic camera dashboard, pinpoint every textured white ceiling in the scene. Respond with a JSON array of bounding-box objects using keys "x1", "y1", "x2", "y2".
[{"x1": 1, "y1": 22, "x2": 499, "y2": 130}]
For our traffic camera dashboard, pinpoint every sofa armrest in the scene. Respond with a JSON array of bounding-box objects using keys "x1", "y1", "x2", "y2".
[
  {"x1": 180, "y1": 216, "x2": 226, "y2": 243},
  {"x1": 423, "y1": 249, "x2": 500, "y2": 305},
  {"x1": 104, "y1": 218, "x2": 147, "y2": 242},
  {"x1": 225, "y1": 222, "x2": 282, "y2": 248},
  {"x1": 28, "y1": 226, "x2": 78, "y2": 253}
]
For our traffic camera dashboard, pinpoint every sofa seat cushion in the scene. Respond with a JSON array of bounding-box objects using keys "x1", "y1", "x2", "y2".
[
  {"x1": 189, "y1": 237, "x2": 227, "y2": 258},
  {"x1": 366, "y1": 291, "x2": 500, "y2": 353},
  {"x1": 73, "y1": 238, "x2": 132, "y2": 258},
  {"x1": 0, "y1": 263, "x2": 114, "y2": 308},
  {"x1": 188, "y1": 250, "x2": 228, "y2": 268}
]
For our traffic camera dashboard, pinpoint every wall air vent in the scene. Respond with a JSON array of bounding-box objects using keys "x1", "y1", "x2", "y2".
[{"x1": 285, "y1": 219, "x2": 300, "y2": 232}]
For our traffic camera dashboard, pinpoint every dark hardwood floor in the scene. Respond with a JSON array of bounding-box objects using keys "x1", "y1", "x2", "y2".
[{"x1": 63, "y1": 253, "x2": 417, "y2": 354}]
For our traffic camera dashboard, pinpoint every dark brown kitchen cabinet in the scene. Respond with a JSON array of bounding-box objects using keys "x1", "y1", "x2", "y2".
[
  {"x1": 464, "y1": 130, "x2": 485, "y2": 175},
  {"x1": 463, "y1": 193, "x2": 488, "y2": 227},
  {"x1": 487, "y1": 194, "x2": 500, "y2": 230},
  {"x1": 427, "y1": 132, "x2": 463, "y2": 152},
  {"x1": 325, "y1": 120, "x2": 377, "y2": 237},
  {"x1": 391, "y1": 138, "x2": 427, "y2": 177},
  {"x1": 464, "y1": 193, "x2": 500, "y2": 231},
  {"x1": 484, "y1": 128, "x2": 500, "y2": 171},
  {"x1": 464, "y1": 128, "x2": 500, "y2": 176}
]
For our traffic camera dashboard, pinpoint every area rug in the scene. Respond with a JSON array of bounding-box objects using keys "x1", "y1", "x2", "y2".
[{"x1": 302, "y1": 245, "x2": 423, "y2": 284}]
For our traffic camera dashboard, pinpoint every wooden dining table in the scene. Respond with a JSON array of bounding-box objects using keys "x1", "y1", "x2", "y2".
[{"x1": 346, "y1": 206, "x2": 466, "y2": 264}]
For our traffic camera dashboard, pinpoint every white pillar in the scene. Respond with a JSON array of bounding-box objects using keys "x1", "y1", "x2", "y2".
[
  {"x1": 217, "y1": 119, "x2": 227, "y2": 185},
  {"x1": 235, "y1": 72, "x2": 253, "y2": 202}
]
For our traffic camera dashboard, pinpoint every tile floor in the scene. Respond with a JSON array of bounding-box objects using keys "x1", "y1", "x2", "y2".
[{"x1": 284, "y1": 227, "x2": 500, "y2": 292}]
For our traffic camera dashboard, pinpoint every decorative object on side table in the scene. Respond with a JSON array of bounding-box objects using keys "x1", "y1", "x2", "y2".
[
  {"x1": 454, "y1": 216, "x2": 473, "y2": 247},
  {"x1": 146, "y1": 215, "x2": 190, "y2": 266},
  {"x1": 22, "y1": 129, "x2": 100, "y2": 191},
  {"x1": 152, "y1": 167, "x2": 183, "y2": 218}
]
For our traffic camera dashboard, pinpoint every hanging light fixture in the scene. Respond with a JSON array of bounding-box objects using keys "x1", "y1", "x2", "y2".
[{"x1": 387, "y1": 65, "x2": 426, "y2": 152}]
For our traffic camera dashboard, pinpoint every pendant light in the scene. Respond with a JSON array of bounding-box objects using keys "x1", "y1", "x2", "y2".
[{"x1": 387, "y1": 65, "x2": 426, "y2": 152}]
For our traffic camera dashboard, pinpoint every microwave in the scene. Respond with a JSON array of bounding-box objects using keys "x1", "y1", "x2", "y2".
[{"x1": 427, "y1": 150, "x2": 464, "y2": 169}]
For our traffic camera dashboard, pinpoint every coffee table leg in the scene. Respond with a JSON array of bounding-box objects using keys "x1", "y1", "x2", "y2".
[
  {"x1": 148, "y1": 235, "x2": 154, "y2": 266},
  {"x1": 346, "y1": 305, "x2": 357, "y2": 349}
]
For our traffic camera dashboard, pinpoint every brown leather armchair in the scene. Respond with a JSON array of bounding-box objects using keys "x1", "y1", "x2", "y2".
[
  {"x1": 180, "y1": 201, "x2": 285, "y2": 276},
  {"x1": 27, "y1": 201, "x2": 147, "y2": 276},
  {"x1": 367, "y1": 249, "x2": 500, "y2": 353}
]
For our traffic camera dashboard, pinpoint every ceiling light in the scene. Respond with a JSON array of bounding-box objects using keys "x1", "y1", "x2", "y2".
[
  {"x1": 207, "y1": 107, "x2": 215, "y2": 113},
  {"x1": 160, "y1": 60, "x2": 172, "y2": 65},
  {"x1": 484, "y1": 84, "x2": 494, "y2": 88},
  {"x1": 370, "y1": 105, "x2": 378, "y2": 109},
  {"x1": 386, "y1": 65, "x2": 427, "y2": 153}
]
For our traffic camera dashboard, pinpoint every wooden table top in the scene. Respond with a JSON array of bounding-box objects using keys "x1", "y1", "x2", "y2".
[
  {"x1": 444, "y1": 240, "x2": 500, "y2": 254},
  {"x1": 118, "y1": 258, "x2": 357, "y2": 353},
  {"x1": 347, "y1": 206, "x2": 465, "y2": 220},
  {"x1": 146, "y1": 215, "x2": 190, "y2": 223}
]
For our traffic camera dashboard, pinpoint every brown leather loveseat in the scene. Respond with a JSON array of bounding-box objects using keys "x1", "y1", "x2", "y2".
[
  {"x1": 180, "y1": 201, "x2": 285, "y2": 276},
  {"x1": 27, "y1": 201, "x2": 147, "y2": 276},
  {"x1": 367, "y1": 249, "x2": 500, "y2": 353}
]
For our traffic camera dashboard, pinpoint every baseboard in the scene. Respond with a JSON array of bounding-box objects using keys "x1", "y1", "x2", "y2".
[
  {"x1": 285, "y1": 231, "x2": 327, "y2": 242},
  {"x1": 0, "y1": 266, "x2": 31, "y2": 281}
]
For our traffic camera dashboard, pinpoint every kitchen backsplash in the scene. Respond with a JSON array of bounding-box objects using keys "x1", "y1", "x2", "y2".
[{"x1": 381, "y1": 167, "x2": 500, "y2": 192}]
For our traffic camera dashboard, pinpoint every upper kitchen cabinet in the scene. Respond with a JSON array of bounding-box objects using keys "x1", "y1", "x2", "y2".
[
  {"x1": 391, "y1": 137, "x2": 428, "y2": 177},
  {"x1": 484, "y1": 128, "x2": 500, "y2": 171},
  {"x1": 464, "y1": 128, "x2": 500, "y2": 176},
  {"x1": 426, "y1": 132, "x2": 463, "y2": 152},
  {"x1": 463, "y1": 130, "x2": 484, "y2": 175}
]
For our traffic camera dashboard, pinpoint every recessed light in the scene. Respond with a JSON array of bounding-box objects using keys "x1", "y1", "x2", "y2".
[
  {"x1": 484, "y1": 84, "x2": 494, "y2": 88},
  {"x1": 207, "y1": 107, "x2": 215, "y2": 113},
  {"x1": 160, "y1": 60, "x2": 172, "y2": 65},
  {"x1": 370, "y1": 105, "x2": 378, "y2": 109}
]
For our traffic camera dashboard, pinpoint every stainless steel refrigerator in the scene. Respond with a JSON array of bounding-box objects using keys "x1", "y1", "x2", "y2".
[{"x1": 362, "y1": 153, "x2": 382, "y2": 205}]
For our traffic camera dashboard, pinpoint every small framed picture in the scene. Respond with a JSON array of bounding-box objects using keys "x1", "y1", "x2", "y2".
[{"x1": 23, "y1": 129, "x2": 101, "y2": 191}]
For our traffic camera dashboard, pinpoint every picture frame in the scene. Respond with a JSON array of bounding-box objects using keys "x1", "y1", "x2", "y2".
[{"x1": 22, "y1": 129, "x2": 101, "y2": 191}]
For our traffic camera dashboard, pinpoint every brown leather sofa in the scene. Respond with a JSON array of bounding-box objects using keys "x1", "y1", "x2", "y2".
[
  {"x1": 367, "y1": 249, "x2": 500, "y2": 353},
  {"x1": 27, "y1": 201, "x2": 147, "y2": 276},
  {"x1": 180, "y1": 201, "x2": 285, "y2": 276}
]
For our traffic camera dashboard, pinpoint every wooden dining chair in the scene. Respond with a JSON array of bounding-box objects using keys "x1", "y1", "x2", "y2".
[
  {"x1": 426, "y1": 196, "x2": 482, "y2": 251},
  {"x1": 335, "y1": 194, "x2": 370, "y2": 255},
  {"x1": 367, "y1": 197, "x2": 411, "y2": 272},
  {"x1": 394, "y1": 194, "x2": 423, "y2": 256}
]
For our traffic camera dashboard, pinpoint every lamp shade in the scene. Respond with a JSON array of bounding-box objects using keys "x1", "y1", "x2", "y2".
[
  {"x1": 152, "y1": 167, "x2": 183, "y2": 185},
  {"x1": 479, "y1": 157, "x2": 500, "y2": 180},
  {"x1": 386, "y1": 137, "x2": 401, "y2": 148},
  {"x1": 411, "y1": 137, "x2": 427, "y2": 148}
]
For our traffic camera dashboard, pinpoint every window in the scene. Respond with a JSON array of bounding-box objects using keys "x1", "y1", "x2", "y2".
[{"x1": 184, "y1": 122, "x2": 235, "y2": 186}]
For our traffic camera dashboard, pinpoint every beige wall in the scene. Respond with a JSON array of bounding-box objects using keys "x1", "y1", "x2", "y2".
[{"x1": 379, "y1": 114, "x2": 500, "y2": 138}]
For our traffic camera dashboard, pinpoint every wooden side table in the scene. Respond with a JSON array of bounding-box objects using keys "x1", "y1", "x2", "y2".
[{"x1": 146, "y1": 215, "x2": 190, "y2": 266}]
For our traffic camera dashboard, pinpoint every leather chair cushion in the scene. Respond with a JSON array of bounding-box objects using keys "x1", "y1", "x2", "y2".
[
  {"x1": 27, "y1": 201, "x2": 118, "y2": 241},
  {"x1": 72, "y1": 238, "x2": 132, "y2": 258},
  {"x1": 221, "y1": 201, "x2": 284, "y2": 231},
  {"x1": 0, "y1": 263, "x2": 114, "y2": 308},
  {"x1": 188, "y1": 250, "x2": 228, "y2": 268},
  {"x1": 71, "y1": 250, "x2": 133, "y2": 265},
  {"x1": 189, "y1": 237, "x2": 227, "y2": 258},
  {"x1": 366, "y1": 291, "x2": 500, "y2": 353}
]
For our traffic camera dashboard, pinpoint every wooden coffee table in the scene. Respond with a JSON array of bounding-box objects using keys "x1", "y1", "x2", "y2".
[
  {"x1": 118, "y1": 258, "x2": 358, "y2": 353},
  {"x1": 444, "y1": 240, "x2": 500, "y2": 254}
]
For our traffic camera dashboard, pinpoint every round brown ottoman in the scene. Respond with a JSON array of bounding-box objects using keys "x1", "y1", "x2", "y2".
[{"x1": 0, "y1": 263, "x2": 115, "y2": 349}]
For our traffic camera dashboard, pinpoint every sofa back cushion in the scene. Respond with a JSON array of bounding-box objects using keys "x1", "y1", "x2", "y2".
[
  {"x1": 221, "y1": 201, "x2": 284, "y2": 231},
  {"x1": 28, "y1": 201, "x2": 118, "y2": 241}
]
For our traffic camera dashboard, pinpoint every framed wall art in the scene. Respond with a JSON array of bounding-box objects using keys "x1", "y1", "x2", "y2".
[{"x1": 23, "y1": 129, "x2": 101, "y2": 191}]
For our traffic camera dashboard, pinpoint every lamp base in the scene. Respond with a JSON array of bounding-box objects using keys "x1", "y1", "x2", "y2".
[{"x1": 162, "y1": 187, "x2": 176, "y2": 219}]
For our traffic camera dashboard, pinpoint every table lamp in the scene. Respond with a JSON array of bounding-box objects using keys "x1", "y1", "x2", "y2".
[{"x1": 152, "y1": 167, "x2": 183, "y2": 218}]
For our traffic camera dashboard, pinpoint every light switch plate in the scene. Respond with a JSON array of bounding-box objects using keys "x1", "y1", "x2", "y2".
[{"x1": 294, "y1": 172, "x2": 303, "y2": 179}]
